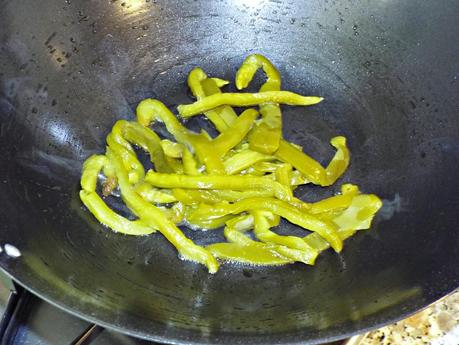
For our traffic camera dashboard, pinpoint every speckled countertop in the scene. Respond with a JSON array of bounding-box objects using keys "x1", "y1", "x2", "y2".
[{"x1": 347, "y1": 289, "x2": 459, "y2": 345}]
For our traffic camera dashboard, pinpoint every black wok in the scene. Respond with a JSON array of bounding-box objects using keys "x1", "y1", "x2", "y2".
[{"x1": 1, "y1": 0, "x2": 458, "y2": 344}]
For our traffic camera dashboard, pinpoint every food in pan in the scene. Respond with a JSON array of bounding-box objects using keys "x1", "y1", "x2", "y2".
[{"x1": 80, "y1": 54, "x2": 382, "y2": 273}]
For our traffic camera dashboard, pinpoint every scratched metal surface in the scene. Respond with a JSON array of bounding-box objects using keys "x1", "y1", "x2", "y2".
[{"x1": 0, "y1": 0, "x2": 459, "y2": 344}]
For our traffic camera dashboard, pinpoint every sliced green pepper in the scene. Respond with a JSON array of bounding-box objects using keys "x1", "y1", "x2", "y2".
[
  {"x1": 122, "y1": 121, "x2": 172, "y2": 173},
  {"x1": 275, "y1": 139, "x2": 326, "y2": 185},
  {"x1": 106, "y1": 132, "x2": 144, "y2": 184},
  {"x1": 235, "y1": 54, "x2": 281, "y2": 91},
  {"x1": 186, "y1": 212, "x2": 235, "y2": 231},
  {"x1": 236, "y1": 54, "x2": 283, "y2": 154},
  {"x1": 160, "y1": 139, "x2": 183, "y2": 158},
  {"x1": 201, "y1": 78, "x2": 238, "y2": 129},
  {"x1": 252, "y1": 210, "x2": 318, "y2": 265},
  {"x1": 274, "y1": 163, "x2": 292, "y2": 188},
  {"x1": 211, "y1": 108, "x2": 258, "y2": 156},
  {"x1": 304, "y1": 192, "x2": 382, "y2": 251},
  {"x1": 172, "y1": 188, "x2": 275, "y2": 205},
  {"x1": 137, "y1": 99, "x2": 259, "y2": 174},
  {"x1": 187, "y1": 68, "x2": 237, "y2": 132},
  {"x1": 106, "y1": 146, "x2": 219, "y2": 273},
  {"x1": 223, "y1": 149, "x2": 275, "y2": 175},
  {"x1": 137, "y1": 99, "x2": 225, "y2": 174},
  {"x1": 79, "y1": 155, "x2": 155, "y2": 235},
  {"x1": 275, "y1": 136, "x2": 350, "y2": 186},
  {"x1": 325, "y1": 136, "x2": 350, "y2": 186},
  {"x1": 135, "y1": 182, "x2": 177, "y2": 204},
  {"x1": 178, "y1": 91, "x2": 323, "y2": 118},
  {"x1": 144, "y1": 171, "x2": 292, "y2": 201},
  {"x1": 187, "y1": 197, "x2": 342, "y2": 252},
  {"x1": 207, "y1": 214, "x2": 293, "y2": 265},
  {"x1": 308, "y1": 184, "x2": 359, "y2": 214},
  {"x1": 182, "y1": 147, "x2": 200, "y2": 175}
]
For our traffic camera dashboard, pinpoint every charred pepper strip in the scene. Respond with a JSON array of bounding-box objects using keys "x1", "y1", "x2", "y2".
[
  {"x1": 236, "y1": 54, "x2": 283, "y2": 154},
  {"x1": 79, "y1": 155, "x2": 155, "y2": 235},
  {"x1": 144, "y1": 171, "x2": 292, "y2": 201},
  {"x1": 177, "y1": 91, "x2": 323, "y2": 118},
  {"x1": 107, "y1": 147, "x2": 219, "y2": 273}
]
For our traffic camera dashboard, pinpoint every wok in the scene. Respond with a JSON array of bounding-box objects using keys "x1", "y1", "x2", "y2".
[{"x1": 1, "y1": 0, "x2": 458, "y2": 344}]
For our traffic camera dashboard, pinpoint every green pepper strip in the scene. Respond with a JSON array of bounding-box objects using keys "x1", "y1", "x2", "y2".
[
  {"x1": 159, "y1": 140, "x2": 200, "y2": 175},
  {"x1": 304, "y1": 193, "x2": 382, "y2": 251},
  {"x1": 106, "y1": 147, "x2": 219, "y2": 273},
  {"x1": 275, "y1": 136, "x2": 350, "y2": 186},
  {"x1": 290, "y1": 170, "x2": 310, "y2": 186},
  {"x1": 325, "y1": 136, "x2": 350, "y2": 186},
  {"x1": 144, "y1": 171, "x2": 292, "y2": 201},
  {"x1": 201, "y1": 78, "x2": 238, "y2": 130},
  {"x1": 177, "y1": 91, "x2": 323, "y2": 118},
  {"x1": 161, "y1": 139, "x2": 183, "y2": 158},
  {"x1": 223, "y1": 214, "x2": 255, "y2": 244},
  {"x1": 236, "y1": 54, "x2": 283, "y2": 154},
  {"x1": 252, "y1": 210, "x2": 318, "y2": 265},
  {"x1": 308, "y1": 184, "x2": 359, "y2": 214},
  {"x1": 332, "y1": 194, "x2": 382, "y2": 231},
  {"x1": 251, "y1": 161, "x2": 283, "y2": 173},
  {"x1": 185, "y1": 213, "x2": 235, "y2": 231},
  {"x1": 186, "y1": 197, "x2": 342, "y2": 252},
  {"x1": 121, "y1": 121, "x2": 172, "y2": 173},
  {"x1": 137, "y1": 98, "x2": 225, "y2": 174},
  {"x1": 188, "y1": 68, "x2": 238, "y2": 132},
  {"x1": 274, "y1": 163, "x2": 292, "y2": 188},
  {"x1": 182, "y1": 147, "x2": 200, "y2": 175},
  {"x1": 172, "y1": 188, "x2": 275, "y2": 205},
  {"x1": 79, "y1": 155, "x2": 155, "y2": 235},
  {"x1": 235, "y1": 54, "x2": 281, "y2": 91},
  {"x1": 135, "y1": 182, "x2": 177, "y2": 204},
  {"x1": 212, "y1": 108, "x2": 258, "y2": 157},
  {"x1": 223, "y1": 149, "x2": 275, "y2": 175},
  {"x1": 159, "y1": 202, "x2": 185, "y2": 224},
  {"x1": 210, "y1": 77, "x2": 229, "y2": 88},
  {"x1": 137, "y1": 99, "x2": 257, "y2": 174},
  {"x1": 207, "y1": 215, "x2": 292, "y2": 265},
  {"x1": 106, "y1": 132, "x2": 144, "y2": 184}
]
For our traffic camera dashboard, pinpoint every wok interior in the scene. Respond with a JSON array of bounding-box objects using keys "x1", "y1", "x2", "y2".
[{"x1": 1, "y1": 0, "x2": 459, "y2": 343}]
